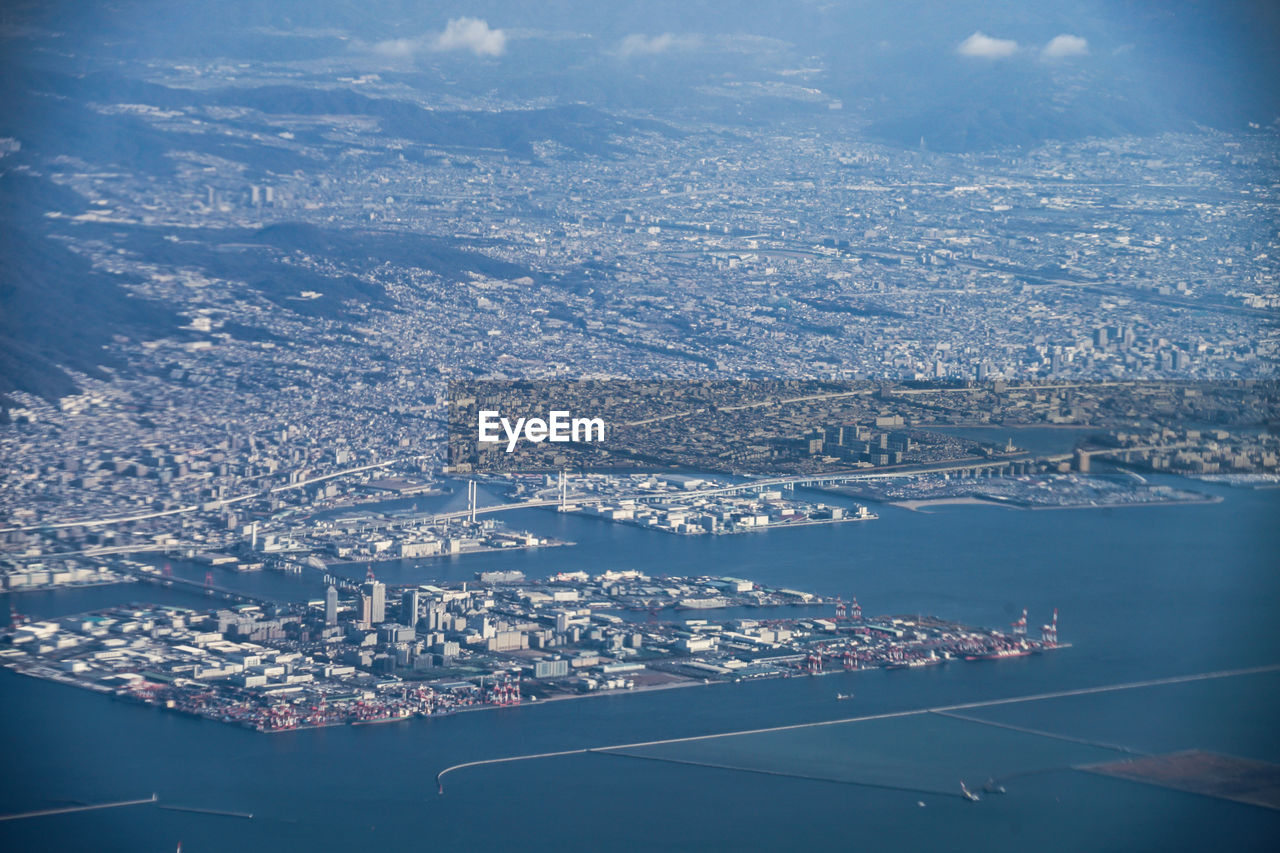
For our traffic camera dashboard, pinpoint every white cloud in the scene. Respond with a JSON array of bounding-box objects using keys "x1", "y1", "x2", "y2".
[
  {"x1": 371, "y1": 38, "x2": 419, "y2": 59},
  {"x1": 1042, "y1": 34, "x2": 1089, "y2": 60},
  {"x1": 615, "y1": 33, "x2": 702, "y2": 59},
  {"x1": 434, "y1": 17, "x2": 506, "y2": 57},
  {"x1": 956, "y1": 31, "x2": 1019, "y2": 60},
  {"x1": 369, "y1": 18, "x2": 506, "y2": 60}
]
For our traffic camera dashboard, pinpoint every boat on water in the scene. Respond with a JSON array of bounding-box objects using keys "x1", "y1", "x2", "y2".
[
  {"x1": 965, "y1": 646, "x2": 1033, "y2": 661},
  {"x1": 836, "y1": 692, "x2": 854, "y2": 701},
  {"x1": 676, "y1": 597, "x2": 731, "y2": 610},
  {"x1": 886, "y1": 657, "x2": 944, "y2": 670},
  {"x1": 960, "y1": 781, "x2": 980, "y2": 802},
  {"x1": 350, "y1": 715, "x2": 411, "y2": 726}
]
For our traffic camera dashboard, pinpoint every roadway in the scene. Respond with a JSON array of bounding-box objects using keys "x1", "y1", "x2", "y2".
[
  {"x1": 273, "y1": 452, "x2": 1069, "y2": 536},
  {"x1": 11, "y1": 439, "x2": 1177, "y2": 554},
  {"x1": 383, "y1": 453, "x2": 1069, "y2": 529},
  {"x1": 0, "y1": 454, "x2": 434, "y2": 534},
  {"x1": 111, "y1": 561, "x2": 279, "y2": 605}
]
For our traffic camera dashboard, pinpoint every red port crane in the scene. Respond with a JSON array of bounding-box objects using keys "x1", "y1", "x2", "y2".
[
  {"x1": 1012, "y1": 609, "x2": 1027, "y2": 637},
  {"x1": 1041, "y1": 609, "x2": 1059, "y2": 645}
]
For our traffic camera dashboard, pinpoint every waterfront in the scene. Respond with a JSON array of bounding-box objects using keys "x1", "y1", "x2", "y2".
[{"x1": 2, "y1": 475, "x2": 1278, "y2": 851}]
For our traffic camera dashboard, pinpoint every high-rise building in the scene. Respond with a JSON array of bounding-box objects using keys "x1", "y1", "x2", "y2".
[
  {"x1": 362, "y1": 580, "x2": 386, "y2": 624},
  {"x1": 325, "y1": 584, "x2": 338, "y2": 626},
  {"x1": 401, "y1": 589, "x2": 420, "y2": 629},
  {"x1": 358, "y1": 593, "x2": 373, "y2": 627},
  {"x1": 427, "y1": 601, "x2": 446, "y2": 631}
]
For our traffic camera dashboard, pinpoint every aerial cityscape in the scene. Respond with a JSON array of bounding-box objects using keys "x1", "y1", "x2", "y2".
[{"x1": 1, "y1": 1, "x2": 1277, "y2": 851}]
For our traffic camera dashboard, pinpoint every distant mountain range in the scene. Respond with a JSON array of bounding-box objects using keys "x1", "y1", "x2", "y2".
[
  {"x1": 0, "y1": 173, "x2": 176, "y2": 404},
  {"x1": 1, "y1": 0, "x2": 1276, "y2": 404},
  {"x1": 0, "y1": 171, "x2": 538, "y2": 406}
]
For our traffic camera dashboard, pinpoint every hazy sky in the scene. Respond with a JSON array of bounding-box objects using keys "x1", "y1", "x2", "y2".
[{"x1": 1, "y1": 0, "x2": 1277, "y2": 150}]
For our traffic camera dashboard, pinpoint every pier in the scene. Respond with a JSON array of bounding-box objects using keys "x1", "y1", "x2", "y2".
[
  {"x1": 158, "y1": 804, "x2": 254, "y2": 819},
  {"x1": 594, "y1": 750, "x2": 966, "y2": 799},
  {"x1": 931, "y1": 710, "x2": 1148, "y2": 755},
  {"x1": 436, "y1": 664, "x2": 1280, "y2": 794},
  {"x1": 0, "y1": 794, "x2": 156, "y2": 822}
]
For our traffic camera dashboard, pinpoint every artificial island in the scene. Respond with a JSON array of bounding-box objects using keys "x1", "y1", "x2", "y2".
[{"x1": 2, "y1": 567, "x2": 1062, "y2": 732}]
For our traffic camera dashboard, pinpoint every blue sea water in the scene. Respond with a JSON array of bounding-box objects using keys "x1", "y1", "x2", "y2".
[{"x1": 1, "y1": 473, "x2": 1278, "y2": 851}]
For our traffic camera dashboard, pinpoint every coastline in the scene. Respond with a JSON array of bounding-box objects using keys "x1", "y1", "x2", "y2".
[
  {"x1": 891, "y1": 494, "x2": 1223, "y2": 512},
  {"x1": 2, "y1": 576, "x2": 138, "y2": 594},
  {"x1": 323, "y1": 539, "x2": 572, "y2": 569},
  {"x1": 560, "y1": 511, "x2": 876, "y2": 536},
  {"x1": 3, "y1": 643, "x2": 1062, "y2": 735},
  {"x1": 891, "y1": 497, "x2": 1008, "y2": 511}
]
